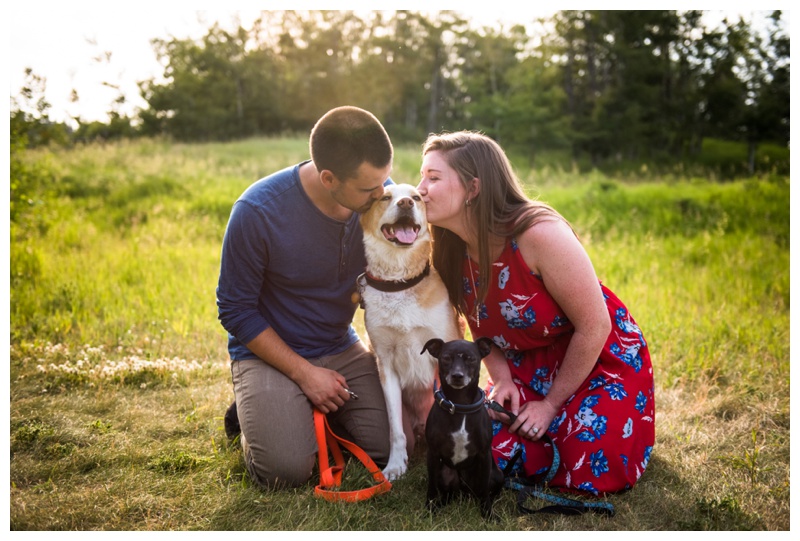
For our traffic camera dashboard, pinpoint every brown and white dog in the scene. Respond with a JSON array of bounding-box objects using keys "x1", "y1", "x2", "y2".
[{"x1": 358, "y1": 183, "x2": 461, "y2": 480}]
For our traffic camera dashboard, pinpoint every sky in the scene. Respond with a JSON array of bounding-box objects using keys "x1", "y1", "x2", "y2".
[
  {"x1": 6, "y1": 3, "x2": 557, "y2": 125},
  {"x1": 5, "y1": 2, "x2": 792, "y2": 126}
]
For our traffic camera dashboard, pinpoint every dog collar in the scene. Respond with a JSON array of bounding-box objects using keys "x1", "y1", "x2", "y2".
[
  {"x1": 362, "y1": 261, "x2": 431, "y2": 293},
  {"x1": 433, "y1": 387, "x2": 486, "y2": 415}
]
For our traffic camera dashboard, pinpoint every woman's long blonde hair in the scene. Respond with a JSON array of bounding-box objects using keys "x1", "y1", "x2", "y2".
[{"x1": 422, "y1": 131, "x2": 572, "y2": 315}]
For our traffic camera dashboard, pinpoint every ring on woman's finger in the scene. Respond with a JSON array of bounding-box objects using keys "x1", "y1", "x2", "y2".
[{"x1": 531, "y1": 427, "x2": 539, "y2": 435}]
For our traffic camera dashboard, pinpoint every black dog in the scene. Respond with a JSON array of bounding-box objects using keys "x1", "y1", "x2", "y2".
[{"x1": 422, "y1": 337, "x2": 504, "y2": 519}]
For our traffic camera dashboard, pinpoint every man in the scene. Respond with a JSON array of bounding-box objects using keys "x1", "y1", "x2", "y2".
[{"x1": 217, "y1": 106, "x2": 392, "y2": 488}]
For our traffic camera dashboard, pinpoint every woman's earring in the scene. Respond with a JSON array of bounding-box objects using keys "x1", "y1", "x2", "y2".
[{"x1": 465, "y1": 199, "x2": 472, "y2": 207}]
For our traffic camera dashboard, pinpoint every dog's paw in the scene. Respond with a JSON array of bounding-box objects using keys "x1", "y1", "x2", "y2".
[
  {"x1": 382, "y1": 459, "x2": 408, "y2": 481},
  {"x1": 480, "y1": 499, "x2": 501, "y2": 522}
]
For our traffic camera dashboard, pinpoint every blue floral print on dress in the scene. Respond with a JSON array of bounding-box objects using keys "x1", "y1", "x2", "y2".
[
  {"x1": 498, "y1": 266, "x2": 510, "y2": 289},
  {"x1": 529, "y1": 366, "x2": 552, "y2": 396},
  {"x1": 575, "y1": 395, "x2": 608, "y2": 442},
  {"x1": 462, "y1": 276, "x2": 473, "y2": 295},
  {"x1": 590, "y1": 449, "x2": 610, "y2": 477},
  {"x1": 499, "y1": 299, "x2": 536, "y2": 329},
  {"x1": 592, "y1": 376, "x2": 629, "y2": 401},
  {"x1": 576, "y1": 482, "x2": 600, "y2": 496},
  {"x1": 605, "y1": 382, "x2": 627, "y2": 401},
  {"x1": 615, "y1": 307, "x2": 646, "y2": 346},
  {"x1": 635, "y1": 391, "x2": 647, "y2": 414},
  {"x1": 492, "y1": 431, "x2": 526, "y2": 476},
  {"x1": 463, "y1": 267, "x2": 481, "y2": 296},
  {"x1": 589, "y1": 375, "x2": 607, "y2": 390},
  {"x1": 549, "y1": 410, "x2": 567, "y2": 433},
  {"x1": 610, "y1": 342, "x2": 644, "y2": 372},
  {"x1": 640, "y1": 446, "x2": 653, "y2": 470},
  {"x1": 504, "y1": 348, "x2": 525, "y2": 367}
]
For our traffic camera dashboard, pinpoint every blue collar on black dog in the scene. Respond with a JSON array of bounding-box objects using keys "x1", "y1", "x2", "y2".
[{"x1": 433, "y1": 386, "x2": 486, "y2": 415}]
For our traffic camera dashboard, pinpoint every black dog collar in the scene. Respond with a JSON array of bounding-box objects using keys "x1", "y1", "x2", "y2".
[
  {"x1": 362, "y1": 261, "x2": 431, "y2": 293},
  {"x1": 433, "y1": 387, "x2": 486, "y2": 415}
]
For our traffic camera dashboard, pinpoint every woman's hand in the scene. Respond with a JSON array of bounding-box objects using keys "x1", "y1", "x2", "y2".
[
  {"x1": 482, "y1": 346, "x2": 520, "y2": 423},
  {"x1": 509, "y1": 398, "x2": 560, "y2": 441},
  {"x1": 486, "y1": 376, "x2": 519, "y2": 423}
]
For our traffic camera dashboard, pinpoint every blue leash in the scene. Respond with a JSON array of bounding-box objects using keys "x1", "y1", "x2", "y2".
[{"x1": 486, "y1": 400, "x2": 615, "y2": 517}]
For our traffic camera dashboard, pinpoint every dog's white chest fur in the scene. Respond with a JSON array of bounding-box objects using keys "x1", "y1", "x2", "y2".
[{"x1": 450, "y1": 417, "x2": 470, "y2": 465}]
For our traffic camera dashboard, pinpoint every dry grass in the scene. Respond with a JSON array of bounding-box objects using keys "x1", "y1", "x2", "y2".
[{"x1": 10, "y1": 369, "x2": 789, "y2": 530}]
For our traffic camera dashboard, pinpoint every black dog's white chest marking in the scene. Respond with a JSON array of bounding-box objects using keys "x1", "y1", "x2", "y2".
[{"x1": 450, "y1": 417, "x2": 470, "y2": 464}]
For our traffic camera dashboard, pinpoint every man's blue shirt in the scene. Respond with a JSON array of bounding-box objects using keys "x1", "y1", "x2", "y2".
[{"x1": 216, "y1": 161, "x2": 370, "y2": 360}]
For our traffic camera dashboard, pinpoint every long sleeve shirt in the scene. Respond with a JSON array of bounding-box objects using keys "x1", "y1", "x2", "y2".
[{"x1": 216, "y1": 161, "x2": 369, "y2": 360}]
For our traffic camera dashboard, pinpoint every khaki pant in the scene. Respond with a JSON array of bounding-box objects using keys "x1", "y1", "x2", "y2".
[{"x1": 230, "y1": 341, "x2": 390, "y2": 489}]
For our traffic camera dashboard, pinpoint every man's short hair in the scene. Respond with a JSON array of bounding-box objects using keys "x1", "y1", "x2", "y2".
[{"x1": 310, "y1": 106, "x2": 393, "y2": 181}]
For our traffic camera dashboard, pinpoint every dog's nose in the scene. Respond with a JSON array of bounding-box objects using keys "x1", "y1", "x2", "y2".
[
  {"x1": 449, "y1": 369, "x2": 465, "y2": 383},
  {"x1": 397, "y1": 197, "x2": 415, "y2": 209}
]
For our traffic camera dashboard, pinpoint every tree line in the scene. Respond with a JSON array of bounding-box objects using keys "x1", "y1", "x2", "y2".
[{"x1": 11, "y1": 10, "x2": 789, "y2": 174}]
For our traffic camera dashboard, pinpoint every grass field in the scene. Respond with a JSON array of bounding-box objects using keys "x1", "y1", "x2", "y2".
[{"x1": 8, "y1": 137, "x2": 790, "y2": 530}]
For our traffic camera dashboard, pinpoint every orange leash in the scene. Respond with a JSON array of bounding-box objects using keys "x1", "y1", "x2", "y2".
[{"x1": 313, "y1": 408, "x2": 392, "y2": 502}]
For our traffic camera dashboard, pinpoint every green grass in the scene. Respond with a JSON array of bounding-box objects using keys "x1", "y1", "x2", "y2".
[{"x1": 9, "y1": 137, "x2": 790, "y2": 530}]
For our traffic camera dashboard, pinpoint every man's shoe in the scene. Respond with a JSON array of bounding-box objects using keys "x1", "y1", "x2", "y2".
[{"x1": 224, "y1": 400, "x2": 241, "y2": 440}]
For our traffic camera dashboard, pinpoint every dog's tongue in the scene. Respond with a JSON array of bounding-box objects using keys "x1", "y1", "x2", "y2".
[{"x1": 394, "y1": 225, "x2": 418, "y2": 244}]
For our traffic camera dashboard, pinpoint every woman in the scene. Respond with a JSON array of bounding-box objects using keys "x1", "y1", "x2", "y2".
[{"x1": 417, "y1": 131, "x2": 654, "y2": 495}]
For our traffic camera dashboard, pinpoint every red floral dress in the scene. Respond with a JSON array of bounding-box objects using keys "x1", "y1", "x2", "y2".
[{"x1": 464, "y1": 238, "x2": 655, "y2": 495}]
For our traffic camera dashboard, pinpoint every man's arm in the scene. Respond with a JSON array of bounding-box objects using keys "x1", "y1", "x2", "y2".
[
  {"x1": 244, "y1": 327, "x2": 352, "y2": 413},
  {"x1": 218, "y1": 200, "x2": 352, "y2": 413}
]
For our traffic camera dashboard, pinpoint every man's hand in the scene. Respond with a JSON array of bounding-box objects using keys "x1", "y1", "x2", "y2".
[{"x1": 296, "y1": 364, "x2": 352, "y2": 414}]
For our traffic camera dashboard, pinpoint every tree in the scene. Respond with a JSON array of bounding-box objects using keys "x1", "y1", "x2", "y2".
[
  {"x1": 502, "y1": 51, "x2": 572, "y2": 161},
  {"x1": 128, "y1": 7, "x2": 787, "y2": 176},
  {"x1": 140, "y1": 24, "x2": 256, "y2": 140},
  {"x1": 10, "y1": 68, "x2": 71, "y2": 148},
  {"x1": 737, "y1": 11, "x2": 790, "y2": 173},
  {"x1": 456, "y1": 24, "x2": 528, "y2": 138}
]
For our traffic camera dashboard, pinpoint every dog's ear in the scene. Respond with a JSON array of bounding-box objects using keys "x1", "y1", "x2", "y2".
[
  {"x1": 475, "y1": 337, "x2": 494, "y2": 358},
  {"x1": 421, "y1": 338, "x2": 444, "y2": 358}
]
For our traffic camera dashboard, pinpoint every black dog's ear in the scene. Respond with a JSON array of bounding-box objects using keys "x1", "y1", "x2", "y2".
[
  {"x1": 421, "y1": 338, "x2": 444, "y2": 358},
  {"x1": 475, "y1": 337, "x2": 495, "y2": 358}
]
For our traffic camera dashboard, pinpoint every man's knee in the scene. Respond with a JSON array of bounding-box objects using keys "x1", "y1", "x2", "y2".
[
  {"x1": 372, "y1": 444, "x2": 390, "y2": 470},
  {"x1": 338, "y1": 416, "x2": 391, "y2": 469},
  {"x1": 366, "y1": 430, "x2": 391, "y2": 468},
  {"x1": 242, "y1": 434, "x2": 316, "y2": 489}
]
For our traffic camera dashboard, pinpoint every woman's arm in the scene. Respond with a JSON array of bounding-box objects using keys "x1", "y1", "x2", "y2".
[{"x1": 511, "y1": 219, "x2": 612, "y2": 440}]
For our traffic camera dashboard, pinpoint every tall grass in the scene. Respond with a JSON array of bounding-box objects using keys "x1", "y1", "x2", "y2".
[{"x1": 9, "y1": 137, "x2": 790, "y2": 530}]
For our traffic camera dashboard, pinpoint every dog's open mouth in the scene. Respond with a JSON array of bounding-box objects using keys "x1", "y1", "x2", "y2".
[{"x1": 381, "y1": 217, "x2": 421, "y2": 245}]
